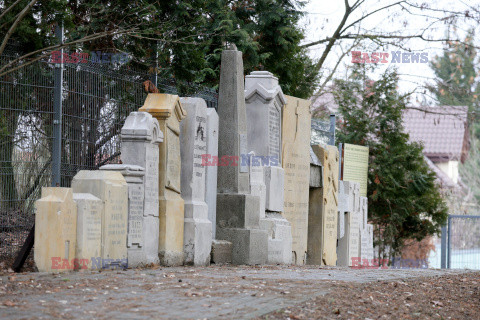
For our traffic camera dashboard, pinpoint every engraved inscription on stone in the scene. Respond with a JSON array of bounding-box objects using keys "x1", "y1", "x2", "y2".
[
  {"x1": 128, "y1": 183, "x2": 144, "y2": 248},
  {"x1": 269, "y1": 104, "x2": 281, "y2": 161},
  {"x1": 144, "y1": 144, "x2": 159, "y2": 216},
  {"x1": 194, "y1": 116, "x2": 207, "y2": 180}
]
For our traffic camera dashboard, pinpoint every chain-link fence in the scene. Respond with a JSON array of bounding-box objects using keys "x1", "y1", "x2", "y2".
[
  {"x1": 444, "y1": 215, "x2": 480, "y2": 269},
  {"x1": 0, "y1": 47, "x2": 218, "y2": 262}
]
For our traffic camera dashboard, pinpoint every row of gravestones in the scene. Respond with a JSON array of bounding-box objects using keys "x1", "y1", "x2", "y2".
[{"x1": 33, "y1": 47, "x2": 373, "y2": 272}]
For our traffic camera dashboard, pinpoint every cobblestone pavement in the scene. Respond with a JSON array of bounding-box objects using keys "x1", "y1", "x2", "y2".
[{"x1": 0, "y1": 265, "x2": 474, "y2": 319}]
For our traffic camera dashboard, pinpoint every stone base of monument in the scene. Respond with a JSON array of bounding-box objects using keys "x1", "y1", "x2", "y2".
[
  {"x1": 217, "y1": 228, "x2": 268, "y2": 265},
  {"x1": 159, "y1": 196, "x2": 185, "y2": 266},
  {"x1": 211, "y1": 240, "x2": 232, "y2": 264},
  {"x1": 128, "y1": 216, "x2": 160, "y2": 267},
  {"x1": 216, "y1": 193, "x2": 268, "y2": 265},
  {"x1": 259, "y1": 212, "x2": 292, "y2": 264},
  {"x1": 184, "y1": 201, "x2": 212, "y2": 266},
  {"x1": 264, "y1": 166, "x2": 285, "y2": 212},
  {"x1": 216, "y1": 193, "x2": 261, "y2": 228}
]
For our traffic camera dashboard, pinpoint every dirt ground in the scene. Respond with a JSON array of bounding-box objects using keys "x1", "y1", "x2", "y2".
[
  {"x1": 259, "y1": 272, "x2": 480, "y2": 320},
  {"x1": 0, "y1": 265, "x2": 477, "y2": 319}
]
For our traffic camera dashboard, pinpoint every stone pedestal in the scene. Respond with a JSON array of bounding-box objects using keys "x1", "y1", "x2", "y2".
[
  {"x1": 211, "y1": 240, "x2": 232, "y2": 264},
  {"x1": 180, "y1": 97, "x2": 212, "y2": 266},
  {"x1": 74, "y1": 193, "x2": 102, "y2": 270},
  {"x1": 216, "y1": 47, "x2": 268, "y2": 265},
  {"x1": 72, "y1": 171, "x2": 128, "y2": 269},
  {"x1": 139, "y1": 94, "x2": 186, "y2": 266},
  {"x1": 34, "y1": 188, "x2": 77, "y2": 272},
  {"x1": 205, "y1": 108, "x2": 219, "y2": 239},
  {"x1": 282, "y1": 95, "x2": 312, "y2": 265},
  {"x1": 307, "y1": 145, "x2": 339, "y2": 266}
]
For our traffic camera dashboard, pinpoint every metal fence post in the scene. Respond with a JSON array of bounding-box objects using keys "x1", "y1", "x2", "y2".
[
  {"x1": 447, "y1": 216, "x2": 452, "y2": 269},
  {"x1": 52, "y1": 23, "x2": 64, "y2": 187},
  {"x1": 441, "y1": 224, "x2": 447, "y2": 269},
  {"x1": 329, "y1": 114, "x2": 336, "y2": 146}
]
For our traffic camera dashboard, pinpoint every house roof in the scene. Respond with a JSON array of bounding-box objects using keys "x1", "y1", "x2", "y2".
[{"x1": 402, "y1": 106, "x2": 468, "y2": 162}]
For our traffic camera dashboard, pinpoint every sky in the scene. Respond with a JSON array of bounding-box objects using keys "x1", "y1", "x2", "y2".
[{"x1": 300, "y1": 0, "x2": 480, "y2": 104}]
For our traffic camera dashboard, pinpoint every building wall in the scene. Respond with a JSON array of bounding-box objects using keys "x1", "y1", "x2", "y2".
[{"x1": 436, "y1": 161, "x2": 459, "y2": 184}]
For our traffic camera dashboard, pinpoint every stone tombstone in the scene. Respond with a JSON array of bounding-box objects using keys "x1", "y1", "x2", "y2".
[
  {"x1": 249, "y1": 153, "x2": 292, "y2": 264},
  {"x1": 337, "y1": 181, "x2": 346, "y2": 240},
  {"x1": 139, "y1": 93, "x2": 187, "y2": 266},
  {"x1": 360, "y1": 196, "x2": 368, "y2": 230},
  {"x1": 307, "y1": 145, "x2": 339, "y2": 266},
  {"x1": 119, "y1": 111, "x2": 163, "y2": 266},
  {"x1": 179, "y1": 97, "x2": 212, "y2": 266},
  {"x1": 100, "y1": 164, "x2": 151, "y2": 267},
  {"x1": 74, "y1": 193, "x2": 102, "y2": 270},
  {"x1": 216, "y1": 46, "x2": 268, "y2": 265},
  {"x1": 245, "y1": 70, "x2": 286, "y2": 212},
  {"x1": 34, "y1": 188, "x2": 77, "y2": 272},
  {"x1": 365, "y1": 224, "x2": 374, "y2": 261},
  {"x1": 249, "y1": 152, "x2": 267, "y2": 219},
  {"x1": 72, "y1": 171, "x2": 128, "y2": 269},
  {"x1": 282, "y1": 95, "x2": 312, "y2": 265},
  {"x1": 337, "y1": 181, "x2": 362, "y2": 267},
  {"x1": 205, "y1": 108, "x2": 219, "y2": 238}
]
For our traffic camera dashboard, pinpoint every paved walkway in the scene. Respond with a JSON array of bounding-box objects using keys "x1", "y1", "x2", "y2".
[{"x1": 0, "y1": 265, "x2": 473, "y2": 319}]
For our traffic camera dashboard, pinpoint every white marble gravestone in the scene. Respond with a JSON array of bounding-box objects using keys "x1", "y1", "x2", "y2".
[
  {"x1": 205, "y1": 108, "x2": 219, "y2": 239},
  {"x1": 336, "y1": 181, "x2": 362, "y2": 267},
  {"x1": 180, "y1": 97, "x2": 212, "y2": 266},
  {"x1": 245, "y1": 71, "x2": 292, "y2": 264}
]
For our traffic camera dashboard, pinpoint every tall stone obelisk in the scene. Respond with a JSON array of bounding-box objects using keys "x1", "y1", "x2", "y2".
[{"x1": 215, "y1": 46, "x2": 268, "y2": 265}]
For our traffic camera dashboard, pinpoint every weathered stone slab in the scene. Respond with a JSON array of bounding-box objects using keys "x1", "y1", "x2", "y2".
[
  {"x1": 120, "y1": 111, "x2": 162, "y2": 218},
  {"x1": 282, "y1": 95, "x2": 311, "y2": 265},
  {"x1": 211, "y1": 240, "x2": 232, "y2": 264},
  {"x1": 74, "y1": 193, "x2": 102, "y2": 270},
  {"x1": 205, "y1": 108, "x2": 219, "y2": 239},
  {"x1": 307, "y1": 145, "x2": 339, "y2": 266},
  {"x1": 360, "y1": 196, "x2": 368, "y2": 230},
  {"x1": 309, "y1": 147, "x2": 323, "y2": 188},
  {"x1": 366, "y1": 224, "x2": 374, "y2": 260},
  {"x1": 72, "y1": 171, "x2": 128, "y2": 269},
  {"x1": 216, "y1": 47, "x2": 268, "y2": 265},
  {"x1": 259, "y1": 212, "x2": 292, "y2": 264},
  {"x1": 245, "y1": 70, "x2": 285, "y2": 167},
  {"x1": 216, "y1": 227, "x2": 268, "y2": 265},
  {"x1": 249, "y1": 152, "x2": 266, "y2": 219},
  {"x1": 118, "y1": 111, "x2": 163, "y2": 266},
  {"x1": 180, "y1": 97, "x2": 212, "y2": 266},
  {"x1": 139, "y1": 94, "x2": 186, "y2": 266},
  {"x1": 337, "y1": 181, "x2": 347, "y2": 240},
  {"x1": 34, "y1": 188, "x2": 77, "y2": 272},
  {"x1": 264, "y1": 166, "x2": 285, "y2": 212},
  {"x1": 337, "y1": 181, "x2": 362, "y2": 267},
  {"x1": 100, "y1": 164, "x2": 153, "y2": 267}
]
